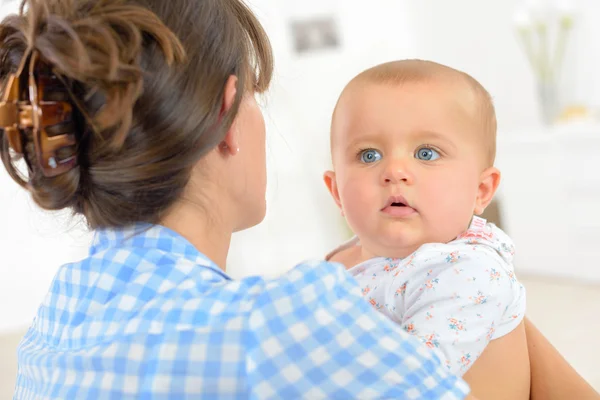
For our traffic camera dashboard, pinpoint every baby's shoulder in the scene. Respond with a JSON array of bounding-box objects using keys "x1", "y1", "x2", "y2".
[
  {"x1": 415, "y1": 240, "x2": 510, "y2": 274},
  {"x1": 329, "y1": 245, "x2": 362, "y2": 270},
  {"x1": 326, "y1": 236, "x2": 362, "y2": 269}
]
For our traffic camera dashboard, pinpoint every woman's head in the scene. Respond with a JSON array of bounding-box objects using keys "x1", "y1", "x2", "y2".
[{"x1": 0, "y1": 0, "x2": 272, "y2": 231}]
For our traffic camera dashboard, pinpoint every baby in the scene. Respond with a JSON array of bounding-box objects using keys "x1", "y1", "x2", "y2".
[{"x1": 324, "y1": 60, "x2": 528, "y2": 396}]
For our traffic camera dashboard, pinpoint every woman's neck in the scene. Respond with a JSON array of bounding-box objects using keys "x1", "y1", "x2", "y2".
[{"x1": 161, "y1": 199, "x2": 232, "y2": 271}]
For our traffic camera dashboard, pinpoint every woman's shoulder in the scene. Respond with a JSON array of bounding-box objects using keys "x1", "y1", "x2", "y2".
[
  {"x1": 243, "y1": 260, "x2": 365, "y2": 319},
  {"x1": 254, "y1": 260, "x2": 358, "y2": 299}
]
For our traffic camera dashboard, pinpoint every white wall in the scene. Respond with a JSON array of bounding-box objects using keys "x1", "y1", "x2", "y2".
[
  {"x1": 496, "y1": 125, "x2": 600, "y2": 283},
  {"x1": 408, "y1": 0, "x2": 579, "y2": 130},
  {"x1": 0, "y1": 176, "x2": 92, "y2": 332},
  {"x1": 406, "y1": 0, "x2": 540, "y2": 130},
  {"x1": 406, "y1": 0, "x2": 600, "y2": 128}
]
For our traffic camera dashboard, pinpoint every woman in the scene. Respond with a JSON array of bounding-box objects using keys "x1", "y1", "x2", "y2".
[
  {"x1": 0, "y1": 0, "x2": 469, "y2": 398},
  {"x1": 0, "y1": 0, "x2": 596, "y2": 399}
]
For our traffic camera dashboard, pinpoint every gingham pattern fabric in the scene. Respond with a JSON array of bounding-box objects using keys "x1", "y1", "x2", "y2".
[{"x1": 14, "y1": 224, "x2": 469, "y2": 399}]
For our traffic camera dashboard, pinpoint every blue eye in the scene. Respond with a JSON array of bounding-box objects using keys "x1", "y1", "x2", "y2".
[
  {"x1": 415, "y1": 147, "x2": 440, "y2": 161},
  {"x1": 359, "y1": 149, "x2": 382, "y2": 163}
]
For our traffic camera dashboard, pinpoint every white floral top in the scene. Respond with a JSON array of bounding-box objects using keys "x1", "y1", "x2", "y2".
[{"x1": 328, "y1": 219, "x2": 526, "y2": 376}]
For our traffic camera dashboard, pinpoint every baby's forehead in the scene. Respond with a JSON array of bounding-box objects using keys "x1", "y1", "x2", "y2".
[
  {"x1": 330, "y1": 62, "x2": 496, "y2": 165},
  {"x1": 329, "y1": 81, "x2": 494, "y2": 166},
  {"x1": 331, "y1": 79, "x2": 481, "y2": 141}
]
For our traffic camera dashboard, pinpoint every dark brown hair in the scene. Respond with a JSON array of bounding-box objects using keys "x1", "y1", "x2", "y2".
[{"x1": 0, "y1": 0, "x2": 273, "y2": 228}]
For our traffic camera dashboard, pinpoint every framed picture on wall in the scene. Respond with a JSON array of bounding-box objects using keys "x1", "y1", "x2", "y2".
[{"x1": 290, "y1": 16, "x2": 341, "y2": 54}]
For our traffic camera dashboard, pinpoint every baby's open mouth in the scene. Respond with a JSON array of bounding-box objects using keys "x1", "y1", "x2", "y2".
[
  {"x1": 382, "y1": 195, "x2": 411, "y2": 210},
  {"x1": 381, "y1": 195, "x2": 417, "y2": 217}
]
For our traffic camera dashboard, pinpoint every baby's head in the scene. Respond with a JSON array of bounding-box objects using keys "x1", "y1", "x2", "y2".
[{"x1": 324, "y1": 60, "x2": 501, "y2": 259}]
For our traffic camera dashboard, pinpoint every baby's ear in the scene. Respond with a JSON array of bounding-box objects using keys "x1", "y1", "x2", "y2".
[
  {"x1": 323, "y1": 171, "x2": 343, "y2": 211},
  {"x1": 475, "y1": 167, "x2": 501, "y2": 215}
]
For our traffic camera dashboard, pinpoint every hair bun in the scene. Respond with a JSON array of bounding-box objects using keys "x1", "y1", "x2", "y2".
[{"x1": 0, "y1": 0, "x2": 185, "y2": 213}]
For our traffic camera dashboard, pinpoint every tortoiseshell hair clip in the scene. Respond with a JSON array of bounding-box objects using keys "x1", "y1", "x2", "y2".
[{"x1": 0, "y1": 50, "x2": 78, "y2": 177}]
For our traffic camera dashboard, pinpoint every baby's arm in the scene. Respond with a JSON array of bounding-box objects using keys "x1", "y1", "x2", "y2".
[{"x1": 395, "y1": 248, "x2": 528, "y2": 399}]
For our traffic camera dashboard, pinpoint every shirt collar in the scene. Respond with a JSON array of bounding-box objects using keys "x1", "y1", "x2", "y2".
[{"x1": 90, "y1": 223, "x2": 232, "y2": 281}]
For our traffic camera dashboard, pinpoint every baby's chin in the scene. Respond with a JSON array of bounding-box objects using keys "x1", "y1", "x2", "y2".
[
  {"x1": 360, "y1": 228, "x2": 458, "y2": 259},
  {"x1": 359, "y1": 233, "x2": 422, "y2": 260}
]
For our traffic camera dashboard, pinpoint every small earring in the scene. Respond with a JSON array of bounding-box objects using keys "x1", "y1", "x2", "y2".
[{"x1": 221, "y1": 142, "x2": 240, "y2": 154}]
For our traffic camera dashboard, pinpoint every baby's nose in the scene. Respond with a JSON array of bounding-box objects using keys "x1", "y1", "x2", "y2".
[{"x1": 381, "y1": 160, "x2": 414, "y2": 185}]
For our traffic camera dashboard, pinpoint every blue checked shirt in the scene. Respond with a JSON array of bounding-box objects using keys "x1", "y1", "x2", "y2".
[{"x1": 14, "y1": 224, "x2": 470, "y2": 399}]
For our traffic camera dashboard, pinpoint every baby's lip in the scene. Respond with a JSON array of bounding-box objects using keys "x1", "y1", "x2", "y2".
[
  {"x1": 381, "y1": 195, "x2": 412, "y2": 210},
  {"x1": 381, "y1": 195, "x2": 417, "y2": 218}
]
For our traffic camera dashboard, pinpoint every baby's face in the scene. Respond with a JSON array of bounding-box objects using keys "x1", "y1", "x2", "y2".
[{"x1": 328, "y1": 80, "x2": 492, "y2": 258}]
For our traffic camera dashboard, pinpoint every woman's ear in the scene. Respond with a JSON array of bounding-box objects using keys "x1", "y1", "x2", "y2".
[
  {"x1": 219, "y1": 75, "x2": 240, "y2": 156},
  {"x1": 475, "y1": 167, "x2": 501, "y2": 215}
]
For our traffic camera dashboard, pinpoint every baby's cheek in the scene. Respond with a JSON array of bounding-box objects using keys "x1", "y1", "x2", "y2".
[
  {"x1": 339, "y1": 181, "x2": 375, "y2": 225},
  {"x1": 420, "y1": 177, "x2": 472, "y2": 214},
  {"x1": 341, "y1": 181, "x2": 371, "y2": 210},
  {"x1": 419, "y1": 177, "x2": 454, "y2": 203}
]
